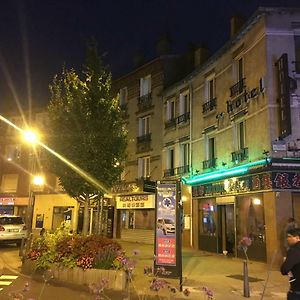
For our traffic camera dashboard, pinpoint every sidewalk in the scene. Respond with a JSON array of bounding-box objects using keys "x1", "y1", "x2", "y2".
[
  {"x1": 117, "y1": 240, "x2": 289, "y2": 299},
  {"x1": 0, "y1": 241, "x2": 290, "y2": 299}
]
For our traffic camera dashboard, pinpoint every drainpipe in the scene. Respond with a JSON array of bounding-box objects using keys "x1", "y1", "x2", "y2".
[{"x1": 189, "y1": 80, "x2": 193, "y2": 248}]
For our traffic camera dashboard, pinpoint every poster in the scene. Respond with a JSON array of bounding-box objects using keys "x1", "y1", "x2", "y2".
[{"x1": 154, "y1": 180, "x2": 182, "y2": 280}]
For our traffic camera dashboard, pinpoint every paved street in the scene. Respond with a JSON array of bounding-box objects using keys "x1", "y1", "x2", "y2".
[{"x1": 0, "y1": 241, "x2": 291, "y2": 299}]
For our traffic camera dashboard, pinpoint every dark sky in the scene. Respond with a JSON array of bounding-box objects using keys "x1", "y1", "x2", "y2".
[{"x1": 0, "y1": 0, "x2": 299, "y2": 110}]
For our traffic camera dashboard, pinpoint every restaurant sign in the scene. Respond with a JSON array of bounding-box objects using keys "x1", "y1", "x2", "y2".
[
  {"x1": 192, "y1": 171, "x2": 300, "y2": 197},
  {"x1": 116, "y1": 194, "x2": 155, "y2": 209}
]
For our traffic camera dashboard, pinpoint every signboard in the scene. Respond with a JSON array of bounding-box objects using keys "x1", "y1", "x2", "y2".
[
  {"x1": 192, "y1": 171, "x2": 300, "y2": 198},
  {"x1": 0, "y1": 198, "x2": 15, "y2": 205},
  {"x1": 116, "y1": 194, "x2": 155, "y2": 209},
  {"x1": 154, "y1": 180, "x2": 182, "y2": 279},
  {"x1": 192, "y1": 172, "x2": 273, "y2": 198},
  {"x1": 272, "y1": 172, "x2": 300, "y2": 190}
]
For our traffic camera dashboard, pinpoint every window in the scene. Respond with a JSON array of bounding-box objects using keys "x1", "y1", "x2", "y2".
[
  {"x1": 138, "y1": 115, "x2": 150, "y2": 136},
  {"x1": 119, "y1": 87, "x2": 128, "y2": 106},
  {"x1": 179, "y1": 93, "x2": 189, "y2": 116},
  {"x1": 235, "y1": 57, "x2": 244, "y2": 82},
  {"x1": 140, "y1": 75, "x2": 151, "y2": 96},
  {"x1": 5, "y1": 145, "x2": 21, "y2": 161},
  {"x1": 1, "y1": 174, "x2": 18, "y2": 193},
  {"x1": 294, "y1": 36, "x2": 300, "y2": 73},
  {"x1": 165, "y1": 100, "x2": 176, "y2": 121},
  {"x1": 234, "y1": 120, "x2": 246, "y2": 150},
  {"x1": 167, "y1": 148, "x2": 175, "y2": 170},
  {"x1": 206, "y1": 78, "x2": 215, "y2": 101},
  {"x1": 180, "y1": 143, "x2": 190, "y2": 167},
  {"x1": 138, "y1": 156, "x2": 150, "y2": 178},
  {"x1": 208, "y1": 137, "x2": 215, "y2": 160}
]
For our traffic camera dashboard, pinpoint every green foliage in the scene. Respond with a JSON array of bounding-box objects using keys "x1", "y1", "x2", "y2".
[
  {"x1": 27, "y1": 222, "x2": 122, "y2": 271},
  {"x1": 46, "y1": 42, "x2": 127, "y2": 200}
]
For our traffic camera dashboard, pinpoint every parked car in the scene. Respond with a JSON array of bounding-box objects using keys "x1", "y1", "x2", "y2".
[
  {"x1": 0, "y1": 215, "x2": 27, "y2": 247},
  {"x1": 157, "y1": 218, "x2": 175, "y2": 235}
]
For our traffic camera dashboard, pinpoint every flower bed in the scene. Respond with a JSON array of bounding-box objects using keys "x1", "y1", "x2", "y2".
[{"x1": 23, "y1": 223, "x2": 128, "y2": 291}]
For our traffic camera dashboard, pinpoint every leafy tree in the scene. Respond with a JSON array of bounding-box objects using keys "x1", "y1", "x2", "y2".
[{"x1": 47, "y1": 43, "x2": 127, "y2": 235}]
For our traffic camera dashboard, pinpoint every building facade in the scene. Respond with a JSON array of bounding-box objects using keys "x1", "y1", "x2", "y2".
[
  {"x1": 175, "y1": 7, "x2": 300, "y2": 265},
  {"x1": 0, "y1": 110, "x2": 78, "y2": 233}
]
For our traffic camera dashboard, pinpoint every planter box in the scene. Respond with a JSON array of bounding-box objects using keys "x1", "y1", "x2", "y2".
[{"x1": 22, "y1": 259, "x2": 127, "y2": 291}]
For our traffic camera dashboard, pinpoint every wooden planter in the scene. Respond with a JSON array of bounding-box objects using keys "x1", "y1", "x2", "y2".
[{"x1": 22, "y1": 259, "x2": 127, "y2": 291}]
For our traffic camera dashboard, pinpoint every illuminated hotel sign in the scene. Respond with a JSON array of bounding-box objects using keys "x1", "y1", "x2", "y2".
[{"x1": 116, "y1": 194, "x2": 155, "y2": 209}]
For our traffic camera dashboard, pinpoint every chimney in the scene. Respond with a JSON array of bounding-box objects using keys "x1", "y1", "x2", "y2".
[
  {"x1": 156, "y1": 33, "x2": 172, "y2": 56},
  {"x1": 133, "y1": 50, "x2": 145, "y2": 68},
  {"x1": 194, "y1": 45, "x2": 210, "y2": 68},
  {"x1": 230, "y1": 15, "x2": 245, "y2": 38}
]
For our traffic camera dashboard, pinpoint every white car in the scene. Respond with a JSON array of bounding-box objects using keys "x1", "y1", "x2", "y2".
[
  {"x1": 0, "y1": 215, "x2": 27, "y2": 246},
  {"x1": 157, "y1": 218, "x2": 175, "y2": 235}
]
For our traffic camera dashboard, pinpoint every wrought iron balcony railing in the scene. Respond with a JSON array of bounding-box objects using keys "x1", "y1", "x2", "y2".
[
  {"x1": 137, "y1": 92, "x2": 152, "y2": 111},
  {"x1": 230, "y1": 78, "x2": 245, "y2": 97},
  {"x1": 137, "y1": 133, "x2": 152, "y2": 144},
  {"x1": 202, "y1": 158, "x2": 217, "y2": 169},
  {"x1": 177, "y1": 112, "x2": 190, "y2": 124},
  {"x1": 231, "y1": 147, "x2": 248, "y2": 163},
  {"x1": 202, "y1": 98, "x2": 216, "y2": 114},
  {"x1": 164, "y1": 165, "x2": 189, "y2": 177},
  {"x1": 164, "y1": 118, "x2": 176, "y2": 129}
]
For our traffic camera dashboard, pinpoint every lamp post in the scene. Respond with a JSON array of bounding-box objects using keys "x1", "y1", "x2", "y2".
[{"x1": 22, "y1": 129, "x2": 41, "y2": 234}]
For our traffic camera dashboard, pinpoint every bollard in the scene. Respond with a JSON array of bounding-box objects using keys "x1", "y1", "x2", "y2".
[
  {"x1": 19, "y1": 237, "x2": 25, "y2": 257},
  {"x1": 243, "y1": 260, "x2": 250, "y2": 297}
]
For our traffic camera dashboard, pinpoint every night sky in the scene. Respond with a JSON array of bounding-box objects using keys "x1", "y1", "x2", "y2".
[{"x1": 0, "y1": 0, "x2": 299, "y2": 111}]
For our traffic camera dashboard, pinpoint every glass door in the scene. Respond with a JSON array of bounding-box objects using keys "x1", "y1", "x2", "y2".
[{"x1": 218, "y1": 204, "x2": 235, "y2": 255}]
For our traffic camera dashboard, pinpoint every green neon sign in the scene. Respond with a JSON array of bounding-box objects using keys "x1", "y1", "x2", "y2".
[{"x1": 182, "y1": 158, "x2": 271, "y2": 186}]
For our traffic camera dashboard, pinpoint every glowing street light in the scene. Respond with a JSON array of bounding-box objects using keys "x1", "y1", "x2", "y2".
[
  {"x1": 32, "y1": 175, "x2": 45, "y2": 187},
  {"x1": 23, "y1": 129, "x2": 39, "y2": 144}
]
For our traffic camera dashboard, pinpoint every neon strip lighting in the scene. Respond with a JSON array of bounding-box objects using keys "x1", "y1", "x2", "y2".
[
  {"x1": 282, "y1": 157, "x2": 300, "y2": 161},
  {"x1": 182, "y1": 158, "x2": 271, "y2": 185}
]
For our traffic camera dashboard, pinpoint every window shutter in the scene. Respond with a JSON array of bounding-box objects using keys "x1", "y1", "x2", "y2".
[{"x1": 138, "y1": 118, "x2": 143, "y2": 136}]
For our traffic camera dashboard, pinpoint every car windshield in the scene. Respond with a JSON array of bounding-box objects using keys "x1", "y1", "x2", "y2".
[
  {"x1": 164, "y1": 219, "x2": 173, "y2": 224},
  {"x1": 0, "y1": 217, "x2": 24, "y2": 225}
]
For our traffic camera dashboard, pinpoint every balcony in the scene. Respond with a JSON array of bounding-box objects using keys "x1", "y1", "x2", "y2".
[
  {"x1": 136, "y1": 133, "x2": 151, "y2": 153},
  {"x1": 202, "y1": 98, "x2": 216, "y2": 114},
  {"x1": 230, "y1": 78, "x2": 245, "y2": 97},
  {"x1": 177, "y1": 112, "x2": 190, "y2": 125},
  {"x1": 164, "y1": 165, "x2": 189, "y2": 177},
  {"x1": 137, "y1": 92, "x2": 152, "y2": 112},
  {"x1": 119, "y1": 103, "x2": 129, "y2": 118},
  {"x1": 137, "y1": 133, "x2": 151, "y2": 144},
  {"x1": 164, "y1": 118, "x2": 176, "y2": 129},
  {"x1": 231, "y1": 147, "x2": 248, "y2": 163},
  {"x1": 202, "y1": 158, "x2": 217, "y2": 170}
]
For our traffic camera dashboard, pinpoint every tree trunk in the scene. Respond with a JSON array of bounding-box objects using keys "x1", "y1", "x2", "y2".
[
  {"x1": 82, "y1": 195, "x2": 90, "y2": 235},
  {"x1": 99, "y1": 197, "x2": 104, "y2": 235},
  {"x1": 96, "y1": 198, "x2": 100, "y2": 234}
]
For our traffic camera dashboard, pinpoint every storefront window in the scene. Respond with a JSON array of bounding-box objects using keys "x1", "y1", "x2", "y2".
[
  {"x1": 121, "y1": 209, "x2": 155, "y2": 230},
  {"x1": 236, "y1": 194, "x2": 265, "y2": 242},
  {"x1": 199, "y1": 199, "x2": 216, "y2": 236}
]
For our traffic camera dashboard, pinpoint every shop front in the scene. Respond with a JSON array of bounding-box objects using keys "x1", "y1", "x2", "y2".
[
  {"x1": 116, "y1": 193, "x2": 155, "y2": 244},
  {"x1": 189, "y1": 162, "x2": 300, "y2": 264}
]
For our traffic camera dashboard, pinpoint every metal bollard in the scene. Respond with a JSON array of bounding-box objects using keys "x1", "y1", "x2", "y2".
[
  {"x1": 243, "y1": 260, "x2": 250, "y2": 297},
  {"x1": 19, "y1": 237, "x2": 25, "y2": 257}
]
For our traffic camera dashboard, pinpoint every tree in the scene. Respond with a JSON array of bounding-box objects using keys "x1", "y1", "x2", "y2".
[{"x1": 46, "y1": 43, "x2": 127, "y2": 235}]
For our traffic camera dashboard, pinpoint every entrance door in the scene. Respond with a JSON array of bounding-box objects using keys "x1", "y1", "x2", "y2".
[{"x1": 218, "y1": 204, "x2": 235, "y2": 255}]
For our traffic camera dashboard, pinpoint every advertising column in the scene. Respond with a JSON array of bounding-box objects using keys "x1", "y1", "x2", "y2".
[{"x1": 154, "y1": 180, "x2": 182, "y2": 282}]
